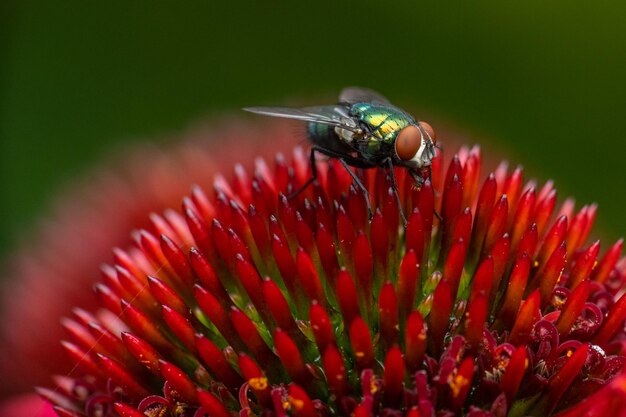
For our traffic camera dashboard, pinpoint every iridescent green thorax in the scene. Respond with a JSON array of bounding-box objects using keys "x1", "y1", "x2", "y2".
[{"x1": 350, "y1": 103, "x2": 415, "y2": 157}]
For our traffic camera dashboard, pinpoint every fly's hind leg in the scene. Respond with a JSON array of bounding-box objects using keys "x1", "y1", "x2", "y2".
[
  {"x1": 386, "y1": 158, "x2": 408, "y2": 228},
  {"x1": 338, "y1": 158, "x2": 373, "y2": 221},
  {"x1": 287, "y1": 147, "x2": 319, "y2": 200}
]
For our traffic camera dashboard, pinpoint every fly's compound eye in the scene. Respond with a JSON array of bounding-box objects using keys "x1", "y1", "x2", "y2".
[
  {"x1": 420, "y1": 121, "x2": 436, "y2": 143},
  {"x1": 395, "y1": 125, "x2": 423, "y2": 161}
]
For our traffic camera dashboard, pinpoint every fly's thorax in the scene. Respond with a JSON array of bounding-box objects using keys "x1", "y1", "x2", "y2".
[{"x1": 351, "y1": 103, "x2": 413, "y2": 142}]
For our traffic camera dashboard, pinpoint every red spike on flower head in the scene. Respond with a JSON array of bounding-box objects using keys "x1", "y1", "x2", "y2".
[
  {"x1": 489, "y1": 233, "x2": 510, "y2": 298},
  {"x1": 378, "y1": 282, "x2": 399, "y2": 346},
  {"x1": 469, "y1": 173, "x2": 497, "y2": 263},
  {"x1": 397, "y1": 250, "x2": 420, "y2": 322},
  {"x1": 160, "y1": 234, "x2": 194, "y2": 290},
  {"x1": 537, "y1": 242, "x2": 568, "y2": 305},
  {"x1": 383, "y1": 347, "x2": 405, "y2": 406},
  {"x1": 429, "y1": 279, "x2": 453, "y2": 355},
  {"x1": 510, "y1": 187, "x2": 536, "y2": 253},
  {"x1": 183, "y1": 202, "x2": 215, "y2": 260},
  {"x1": 147, "y1": 276, "x2": 188, "y2": 316},
  {"x1": 195, "y1": 334, "x2": 243, "y2": 391},
  {"x1": 97, "y1": 353, "x2": 150, "y2": 400},
  {"x1": 120, "y1": 299, "x2": 171, "y2": 352},
  {"x1": 483, "y1": 194, "x2": 508, "y2": 257},
  {"x1": 197, "y1": 389, "x2": 233, "y2": 417},
  {"x1": 263, "y1": 278, "x2": 298, "y2": 333},
  {"x1": 295, "y1": 211, "x2": 316, "y2": 254},
  {"x1": 568, "y1": 241, "x2": 600, "y2": 288},
  {"x1": 462, "y1": 145, "x2": 481, "y2": 209},
  {"x1": 230, "y1": 307, "x2": 275, "y2": 364},
  {"x1": 189, "y1": 247, "x2": 230, "y2": 305},
  {"x1": 161, "y1": 305, "x2": 196, "y2": 355},
  {"x1": 414, "y1": 178, "x2": 434, "y2": 252},
  {"x1": 405, "y1": 208, "x2": 425, "y2": 264},
  {"x1": 309, "y1": 302, "x2": 335, "y2": 353},
  {"x1": 503, "y1": 165, "x2": 524, "y2": 227},
  {"x1": 500, "y1": 346, "x2": 528, "y2": 405},
  {"x1": 322, "y1": 346, "x2": 347, "y2": 399},
  {"x1": 440, "y1": 174, "x2": 464, "y2": 261},
  {"x1": 317, "y1": 222, "x2": 340, "y2": 283},
  {"x1": 114, "y1": 402, "x2": 148, "y2": 417},
  {"x1": 592, "y1": 290, "x2": 626, "y2": 345},
  {"x1": 443, "y1": 239, "x2": 466, "y2": 298},
  {"x1": 194, "y1": 284, "x2": 242, "y2": 349},
  {"x1": 509, "y1": 290, "x2": 541, "y2": 346},
  {"x1": 336, "y1": 269, "x2": 360, "y2": 327},
  {"x1": 287, "y1": 384, "x2": 318, "y2": 417},
  {"x1": 555, "y1": 279, "x2": 592, "y2": 338},
  {"x1": 238, "y1": 353, "x2": 271, "y2": 407},
  {"x1": 498, "y1": 254, "x2": 532, "y2": 327},
  {"x1": 370, "y1": 210, "x2": 390, "y2": 271},
  {"x1": 247, "y1": 203, "x2": 271, "y2": 258},
  {"x1": 405, "y1": 311, "x2": 427, "y2": 372},
  {"x1": 353, "y1": 231, "x2": 374, "y2": 314},
  {"x1": 566, "y1": 206, "x2": 591, "y2": 257},
  {"x1": 159, "y1": 360, "x2": 198, "y2": 404},
  {"x1": 274, "y1": 329, "x2": 308, "y2": 385},
  {"x1": 349, "y1": 318, "x2": 375, "y2": 370},
  {"x1": 296, "y1": 248, "x2": 325, "y2": 307},
  {"x1": 592, "y1": 238, "x2": 624, "y2": 284}
]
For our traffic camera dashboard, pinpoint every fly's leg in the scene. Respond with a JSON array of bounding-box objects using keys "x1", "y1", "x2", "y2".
[
  {"x1": 428, "y1": 169, "x2": 444, "y2": 222},
  {"x1": 287, "y1": 147, "x2": 319, "y2": 200},
  {"x1": 338, "y1": 158, "x2": 373, "y2": 221},
  {"x1": 386, "y1": 158, "x2": 408, "y2": 228}
]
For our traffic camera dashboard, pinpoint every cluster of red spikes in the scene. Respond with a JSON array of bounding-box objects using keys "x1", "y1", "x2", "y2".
[{"x1": 41, "y1": 145, "x2": 626, "y2": 417}]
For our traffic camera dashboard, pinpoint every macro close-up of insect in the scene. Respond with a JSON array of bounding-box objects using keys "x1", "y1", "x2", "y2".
[{"x1": 244, "y1": 87, "x2": 438, "y2": 226}]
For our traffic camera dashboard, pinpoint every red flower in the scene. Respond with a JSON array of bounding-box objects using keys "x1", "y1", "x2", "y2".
[{"x1": 6, "y1": 123, "x2": 626, "y2": 417}]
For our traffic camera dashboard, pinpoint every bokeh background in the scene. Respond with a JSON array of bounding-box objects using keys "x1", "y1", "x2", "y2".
[{"x1": 1, "y1": 1, "x2": 625, "y2": 260}]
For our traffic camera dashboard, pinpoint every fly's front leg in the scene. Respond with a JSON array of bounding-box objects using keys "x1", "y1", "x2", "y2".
[
  {"x1": 386, "y1": 158, "x2": 408, "y2": 228},
  {"x1": 410, "y1": 169, "x2": 443, "y2": 222},
  {"x1": 338, "y1": 158, "x2": 373, "y2": 221}
]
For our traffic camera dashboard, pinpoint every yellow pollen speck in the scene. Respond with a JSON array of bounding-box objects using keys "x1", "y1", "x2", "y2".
[
  {"x1": 370, "y1": 379, "x2": 379, "y2": 394},
  {"x1": 288, "y1": 396, "x2": 304, "y2": 411},
  {"x1": 355, "y1": 351, "x2": 365, "y2": 358},
  {"x1": 524, "y1": 358, "x2": 529, "y2": 369},
  {"x1": 248, "y1": 377, "x2": 268, "y2": 390},
  {"x1": 566, "y1": 350, "x2": 573, "y2": 358},
  {"x1": 448, "y1": 374, "x2": 469, "y2": 398},
  {"x1": 533, "y1": 260, "x2": 539, "y2": 268}
]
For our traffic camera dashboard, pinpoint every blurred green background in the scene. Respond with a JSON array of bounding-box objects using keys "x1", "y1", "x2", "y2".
[{"x1": 1, "y1": 1, "x2": 625, "y2": 259}]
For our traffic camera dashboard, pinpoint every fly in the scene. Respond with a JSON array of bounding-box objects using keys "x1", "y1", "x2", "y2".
[{"x1": 244, "y1": 87, "x2": 438, "y2": 227}]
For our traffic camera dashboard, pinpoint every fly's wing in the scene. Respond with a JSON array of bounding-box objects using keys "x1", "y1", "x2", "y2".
[
  {"x1": 243, "y1": 105, "x2": 362, "y2": 133},
  {"x1": 339, "y1": 87, "x2": 390, "y2": 105}
]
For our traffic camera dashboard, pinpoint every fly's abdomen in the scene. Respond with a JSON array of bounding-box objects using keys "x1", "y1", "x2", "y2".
[{"x1": 307, "y1": 122, "x2": 353, "y2": 155}]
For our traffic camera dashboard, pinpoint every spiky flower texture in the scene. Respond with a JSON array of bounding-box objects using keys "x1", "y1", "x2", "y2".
[{"x1": 40, "y1": 140, "x2": 626, "y2": 417}]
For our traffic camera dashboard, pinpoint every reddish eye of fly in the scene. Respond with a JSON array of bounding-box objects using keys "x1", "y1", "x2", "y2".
[
  {"x1": 420, "y1": 121, "x2": 436, "y2": 142},
  {"x1": 395, "y1": 125, "x2": 423, "y2": 161}
]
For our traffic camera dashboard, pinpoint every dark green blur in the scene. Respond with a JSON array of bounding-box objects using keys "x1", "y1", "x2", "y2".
[{"x1": 1, "y1": 1, "x2": 626, "y2": 258}]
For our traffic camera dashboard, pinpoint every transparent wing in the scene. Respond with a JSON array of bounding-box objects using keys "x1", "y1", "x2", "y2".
[
  {"x1": 339, "y1": 87, "x2": 390, "y2": 105},
  {"x1": 243, "y1": 105, "x2": 361, "y2": 132}
]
